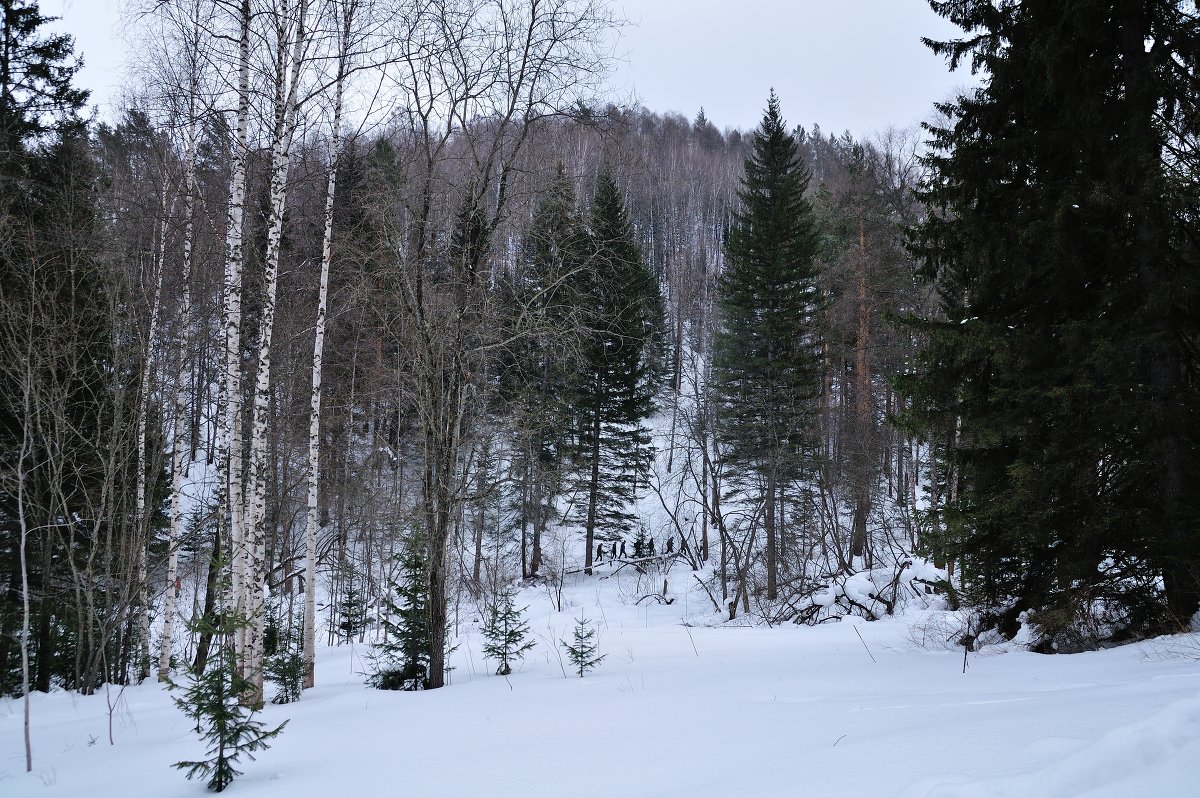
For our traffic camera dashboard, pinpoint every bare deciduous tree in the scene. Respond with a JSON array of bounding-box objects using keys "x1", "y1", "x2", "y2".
[{"x1": 377, "y1": 0, "x2": 617, "y2": 689}]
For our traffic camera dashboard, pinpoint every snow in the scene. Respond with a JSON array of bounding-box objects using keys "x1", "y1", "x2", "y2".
[
  {"x1": 6, "y1": 389, "x2": 1196, "y2": 795},
  {"x1": 3, "y1": 568, "x2": 1199, "y2": 797}
]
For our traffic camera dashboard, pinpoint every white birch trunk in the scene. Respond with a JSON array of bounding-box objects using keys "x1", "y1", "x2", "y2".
[
  {"x1": 303, "y1": 0, "x2": 351, "y2": 690},
  {"x1": 136, "y1": 191, "x2": 169, "y2": 682},
  {"x1": 220, "y1": 0, "x2": 253, "y2": 667},
  {"x1": 160, "y1": 68, "x2": 201, "y2": 682},
  {"x1": 243, "y1": 0, "x2": 311, "y2": 707}
]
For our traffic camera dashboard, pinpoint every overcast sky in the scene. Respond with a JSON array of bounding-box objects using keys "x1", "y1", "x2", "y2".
[
  {"x1": 45, "y1": 0, "x2": 975, "y2": 137},
  {"x1": 613, "y1": 0, "x2": 975, "y2": 135}
]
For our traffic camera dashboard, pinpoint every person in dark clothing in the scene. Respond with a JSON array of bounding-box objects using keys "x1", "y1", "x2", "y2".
[
  {"x1": 649, "y1": 539, "x2": 656, "y2": 556},
  {"x1": 666, "y1": 536, "x2": 675, "y2": 553},
  {"x1": 596, "y1": 543, "x2": 605, "y2": 562},
  {"x1": 619, "y1": 541, "x2": 627, "y2": 557},
  {"x1": 611, "y1": 542, "x2": 618, "y2": 559}
]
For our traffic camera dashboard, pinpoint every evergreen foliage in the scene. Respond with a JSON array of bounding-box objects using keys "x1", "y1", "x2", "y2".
[
  {"x1": 337, "y1": 576, "x2": 368, "y2": 643},
  {"x1": 0, "y1": 5, "x2": 158, "y2": 695},
  {"x1": 560, "y1": 615, "x2": 605, "y2": 677},
  {"x1": 264, "y1": 604, "x2": 304, "y2": 704},
  {"x1": 500, "y1": 166, "x2": 590, "y2": 577},
  {"x1": 0, "y1": 0, "x2": 88, "y2": 151},
  {"x1": 264, "y1": 648, "x2": 305, "y2": 706},
  {"x1": 812, "y1": 137, "x2": 918, "y2": 559},
  {"x1": 632, "y1": 528, "x2": 649, "y2": 559},
  {"x1": 713, "y1": 92, "x2": 822, "y2": 598},
  {"x1": 172, "y1": 613, "x2": 287, "y2": 793},
  {"x1": 480, "y1": 588, "x2": 535, "y2": 676},
  {"x1": 715, "y1": 91, "x2": 821, "y2": 478},
  {"x1": 571, "y1": 168, "x2": 664, "y2": 573},
  {"x1": 369, "y1": 536, "x2": 432, "y2": 690},
  {"x1": 901, "y1": 0, "x2": 1200, "y2": 647}
]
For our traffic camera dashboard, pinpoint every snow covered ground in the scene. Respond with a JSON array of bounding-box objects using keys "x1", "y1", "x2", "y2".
[{"x1": 3, "y1": 564, "x2": 1199, "y2": 797}]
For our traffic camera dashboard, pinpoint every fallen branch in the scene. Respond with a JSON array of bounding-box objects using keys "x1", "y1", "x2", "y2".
[
  {"x1": 693, "y1": 574, "x2": 721, "y2": 613},
  {"x1": 565, "y1": 553, "x2": 677, "y2": 576},
  {"x1": 840, "y1": 593, "x2": 880, "y2": 622},
  {"x1": 636, "y1": 593, "x2": 674, "y2": 605}
]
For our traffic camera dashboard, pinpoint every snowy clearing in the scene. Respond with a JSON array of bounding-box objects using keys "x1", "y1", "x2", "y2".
[{"x1": 3, "y1": 567, "x2": 1199, "y2": 797}]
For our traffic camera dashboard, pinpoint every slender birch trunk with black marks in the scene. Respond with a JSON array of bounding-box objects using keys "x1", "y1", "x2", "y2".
[
  {"x1": 135, "y1": 189, "x2": 170, "y2": 683},
  {"x1": 304, "y1": 0, "x2": 357, "y2": 691},
  {"x1": 242, "y1": 0, "x2": 312, "y2": 707},
  {"x1": 160, "y1": 17, "x2": 204, "y2": 679}
]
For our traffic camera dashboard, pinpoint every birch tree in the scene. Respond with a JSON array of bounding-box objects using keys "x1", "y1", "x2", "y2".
[
  {"x1": 303, "y1": 0, "x2": 365, "y2": 691},
  {"x1": 239, "y1": 0, "x2": 314, "y2": 708},
  {"x1": 141, "y1": 0, "x2": 217, "y2": 684},
  {"x1": 7, "y1": 289, "x2": 39, "y2": 773},
  {"x1": 135, "y1": 185, "x2": 170, "y2": 682},
  {"x1": 215, "y1": 0, "x2": 253, "y2": 679}
]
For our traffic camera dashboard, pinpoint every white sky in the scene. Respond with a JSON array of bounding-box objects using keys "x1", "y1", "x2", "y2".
[
  {"x1": 43, "y1": 0, "x2": 124, "y2": 113},
  {"x1": 613, "y1": 0, "x2": 975, "y2": 135},
  {"x1": 44, "y1": 0, "x2": 976, "y2": 137}
]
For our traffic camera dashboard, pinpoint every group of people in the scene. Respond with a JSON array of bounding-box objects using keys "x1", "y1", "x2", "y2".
[{"x1": 593, "y1": 534, "x2": 688, "y2": 563}]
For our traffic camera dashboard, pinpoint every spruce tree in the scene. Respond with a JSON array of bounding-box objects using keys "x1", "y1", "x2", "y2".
[
  {"x1": 501, "y1": 166, "x2": 589, "y2": 578},
  {"x1": 369, "y1": 536, "x2": 432, "y2": 690},
  {"x1": 560, "y1": 615, "x2": 605, "y2": 677},
  {"x1": 713, "y1": 91, "x2": 822, "y2": 600},
  {"x1": 173, "y1": 613, "x2": 287, "y2": 792},
  {"x1": 263, "y1": 604, "x2": 304, "y2": 704},
  {"x1": 632, "y1": 527, "x2": 649, "y2": 559},
  {"x1": 480, "y1": 588, "x2": 535, "y2": 676},
  {"x1": 901, "y1": 0, "x2": 1200, "y2": 645},
  {"x1": 0, "y1": 0, "x2": 88, "y2": 154},
  {"x1": 571, "y1": 168, "x2": 664, "y2": 575},
  {"x1": 337, "y1": 576, "x2": 368, "y2": 643}
]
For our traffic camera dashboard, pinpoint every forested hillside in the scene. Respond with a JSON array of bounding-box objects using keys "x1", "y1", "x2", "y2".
[{"x1": 1, "y1": 2, "x2": 1198, "y2": 789}]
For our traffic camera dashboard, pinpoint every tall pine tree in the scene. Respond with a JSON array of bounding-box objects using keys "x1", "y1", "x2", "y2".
[
  {"x1": 571, "y1": 169, "x2": 663, "y2": 575},
  {"x1": 0, "y1": 0, "x2": 87, "y2": 155},
  {"x1": 501, "y1": 166, "x2": 589, "y2": 578},
  {"x1": 902, "y1": 0, "x2": 1200, "y2": 646},
  {"x1": 713, "y1": 92, "x2": 822, "y2": 600}
]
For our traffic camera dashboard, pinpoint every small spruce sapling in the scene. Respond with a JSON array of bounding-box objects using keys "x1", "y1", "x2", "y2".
[
  {"x1": 264, "y1": 607, "x2": 304, "y2": 704},
  {"x1": 173, "y1": 612, "x2": 287, "y2": 792},
  {"x1": 263, "y1": 597, "x2": 282, "y2": 656},
  {"x1": 561, "y1": 615, "x2": 606, "y2": 677},
  {"x1": 265, "y1": 648, "x2": 305, "y2": 705},
  {"x1": 369, "y1": 538, "x2": 432, "y2": 690},
  {"x1": 337, "y1": 576, "x2": 369, "y2": 643},
  {"x1": 481, "y1": 588, "x2": 535, "y2": 676}
]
